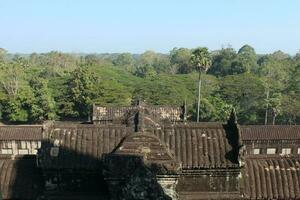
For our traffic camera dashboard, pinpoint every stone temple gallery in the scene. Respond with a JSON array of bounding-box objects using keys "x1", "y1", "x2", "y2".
[{"x1": 0, "y1": 101, "x2": 300, "y2": 200}]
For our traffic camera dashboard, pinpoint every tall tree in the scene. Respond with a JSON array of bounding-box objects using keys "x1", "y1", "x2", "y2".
[
  {"x1": 113, "y1": 53, "x2": 134, "y2": 67},
  {"x1": 134, "y1": 51, "x2": 158, "y2": 77},
  {"x1": 257, "y1": 53, "x2": 291, "y2": 124},
  {"x1": 208, "y1": 48, "x2": 242, "y2": 76},
  {"x1": 0, "y1": 48, "x2": 7, "y2": 63},
  {"x1": 269, "y1": 93, "x2": 282, "y2": 125},
  {"x1": 68, "y1": 66, "x2": 99, "y2": 118},
  {"x1": 237, "y1": 44, "x2": 258, "y2": 73},
  {"x1": 0, "y1": 62, "x2": 23, "y2": 98},
  {"x1": 29, "y1": 77, "x2": 56, "y2": 122},
  {"x1": 220, "y1": 74, "x2": 265, "y2": 124},
  {"x1": 170, "y1": 48, "x2": 193, "y2": 74},
  {"x1": 190, "y1": 47, "x2": 212, "y2": 122},
  {"x1": 0, "y1": 85, "x2": 33, "y2": 123},
  {"x1": 281, "y1": 65, "x2": 300, "y2": 124}
]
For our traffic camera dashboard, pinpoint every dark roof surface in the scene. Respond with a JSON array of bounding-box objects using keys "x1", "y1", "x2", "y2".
[
  {"x1": 39, "y1": 123, "x2": 239, "y2": 170},
  {"x1": 0, "y1": 125, "x2": 43, "y2": 140},
  {"x1": 243, "y1": 155, "x2": 300, "y2": 199},
  {"x1": 156, "y1": 124, "x2": 239, "y2": 169},
  {"x1": 39, "y1": 124, "x2": 128, "y2": 170},
  {"x1": 241, "y1": 125, "x2": 300, "y2": 140},
  {"x1": 0, "y1": 157, "x2": 43, "y2": 199}
]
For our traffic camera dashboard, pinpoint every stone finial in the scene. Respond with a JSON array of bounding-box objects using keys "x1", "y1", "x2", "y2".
[
  {"x1": 225, "y1": 107, "x2": 244, "y2": 165},
  {"x1": 227, "y1": 108, "x2": 237, "y2": 125},
  {"x1": 136, "y1": 108, "x2": 145, "y2": 132},
  {"x1": 180, "y1": 101, "x2": 187, "y2": 122}
]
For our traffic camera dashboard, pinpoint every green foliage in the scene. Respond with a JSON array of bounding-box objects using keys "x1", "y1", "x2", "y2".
[
  {"x1": 189, "y1": 96, "x2": 232, "y2": 122},
  {"x1": 28, "y1": 77, "x2": 56, "y2": 122},
  {"x1": 134, "y1": 50, "x2": 171, "y2": 76},
  {"x1": 268, "y1": 92, "x2": 282, "y2": 123},
  {"x1": 84, "y1": 54, "x2": 113, "y2": 67},
  {"x1": 95, "y1": 80, "x2": 132, "y2": 105},
  {"x1": 257, "y1": 55, "x2": 290, "y2": 90},
  {"x1": 287, "y1": 64, "x2": 300, "y2": 93},
  {"x1": 190, "y1": 47, "x2": 212, "y2": 72},
  {"x1": 134, "y1": 65, "x2": 157, "y2": 78},
  {"x1": 170, "y1": 48, "x2": 193, "y2": 73},
  {"x1": 133, "y1": 74, "x2": 194, "y2": 105},
  {"x1": 0, "y1": 46, "x2": 299, "y2": 124},
  {"x1": 1, "y1": 86, "x2": 33, "y2": 122},
  {"x1": 67, "y1": 66, "x2": 99, "y2": 118},
  {"x1": 0, "y1": 48, "x2": 7, "y2": 63},
  {"x1": 0, "y1": 62, "x2": 24, "y2": 98},
  {"x1": 209, "y1": 48, "x2": 242, "y2": 76},
  {"x1": 209, "y1": 45, "x2": 259, "y2": 76},
  {"x1": 237, "y1": 44, "x2": 258, "y2": 73},
  {"x1": 113, "y1": 53, "x2": 134, "y2": 67},
  {"x1": 219, "y1": 73, "x2": 265, "y2": 124},
  {"x1": 2, "y1": 98, "x2": 29, "y2": 122},
  {"x1": 280, "y1": 65, "x2": 300, "y2": 124}
]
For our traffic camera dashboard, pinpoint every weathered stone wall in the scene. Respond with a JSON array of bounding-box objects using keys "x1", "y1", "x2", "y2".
[
  {"x1": 177, "y1": 173, "x2": 240, "y2": 192},
  {"x1": 243, "y1": 139, "x2": 300, "y2": 155}
]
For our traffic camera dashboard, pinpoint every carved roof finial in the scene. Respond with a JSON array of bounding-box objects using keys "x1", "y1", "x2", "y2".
[
  {"x1": 180, "y1": 100, "x2": 187, "y2": 122},
  {"x1": 227, "y1": 107, "x2": 237, "y2": 125},
  {"x1": 225, "y1": 107, "x2": 243, "y2": 164},
  {"x1": 136, "y1": 108, "x2": 145, "y2": 132}
]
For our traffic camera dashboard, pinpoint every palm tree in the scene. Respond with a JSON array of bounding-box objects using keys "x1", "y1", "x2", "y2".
[{"x1": 190, "y1": 47, "x2": 212, "y2": 122}]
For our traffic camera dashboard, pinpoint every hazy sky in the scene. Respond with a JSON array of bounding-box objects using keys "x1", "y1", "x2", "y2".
[{"x1": 0, "y1": 0, "x2": 300, "y2": 54}]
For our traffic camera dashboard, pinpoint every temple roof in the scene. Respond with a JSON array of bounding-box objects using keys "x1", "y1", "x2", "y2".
[
  {"x1": 242, "y1": 155, "x2": 300, "y2": 199},
  {"x1": 39, "y1": 124, "x2": 128, "y2": 170},
  {"x1": 0, "y1": 157, "x2": 43, "y2": 199},
  {"x1": 39, "y1": 121, "x2": 241, "y2": 170},
  {"x1": 240, "y1": 125, "x2": 300, "y2": 140},
  {"x1": 155, "y1": 123, "x2": 240, "y2": 169},
  {"x1": 92, "y1": 103, "x2": 183, "y2": 124},
  {"x1": 0, "y1": 125, "x2": 43, "y2": 141},
  {"x1": 1, "y1": 104, "x2": 300, "y2": 200}
]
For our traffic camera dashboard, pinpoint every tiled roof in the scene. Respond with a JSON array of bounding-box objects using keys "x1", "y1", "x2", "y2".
[
  {"x1": 39, "y1": 122, "x2": 240, "y2": 170},
  {"x1": 240, "y1": 125, "x2": 300, "y2": 140},
  {"x1": 113, "y1": 133, "x2": 176, "y2": 162},
  {"x1": 103, "y1": 132, "x2": 181, "y2": 179},
  {"x1": 92, "y1": 106, "x2": 133, "y2": 122},
  {"x1": 92, "y1": 105, "x2": 182, "y2": 123},
  {"x1": 0, "y1": 157, "x2": 43, "y2": 199},
  {"x1": 0, "y1": 125, "x2": 43, "y2": 140},
  {"x1": 154, "y1": 124, "x2": 240, "y2": 169},
  {"x1": 39, "y1": 124, "x2": 128, "y2": 170},
  {"x1": 242, "y1": 155, "x2": 300, "y2": 199}
]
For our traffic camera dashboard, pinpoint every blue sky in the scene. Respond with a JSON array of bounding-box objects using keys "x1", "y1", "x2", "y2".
[{"x1": 0, "y1": 0, "x2": 300, "y2": 54}]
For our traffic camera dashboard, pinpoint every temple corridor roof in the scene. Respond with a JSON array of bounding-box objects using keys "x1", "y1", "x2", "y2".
[
  {"x1": 243, "y1": 155, "x2": 300, "y2": 199},
  {"x1": 0, "y1": 157, "x2": 43, "y2": 200},
  {"x1": 241, "y1": 125, "x2": 300, "y2": 140},
  {"x1": 0, "y1": 125, "x2": 43, "y2": 141}
]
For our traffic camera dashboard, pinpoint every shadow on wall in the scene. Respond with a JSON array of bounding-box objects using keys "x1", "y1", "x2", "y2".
[
  {"x1": 103, "y1": 154, "x2": 173, "y2": 200},
  {"x1": 1, "y1": 141, "x2": 109, "y2": 200},
  {"x1": 0, "y1": 155, "x2": 43, "y2": 200},
  {"x1": 0, "y1": 139, "x2": 173, "y2": 200}
]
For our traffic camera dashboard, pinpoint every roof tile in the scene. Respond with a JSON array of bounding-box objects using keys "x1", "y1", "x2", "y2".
[
  {"x1": 0, "y1": 126, "x2": 43, "y2": 141},
  {"x1": 241, "y1": 125, "x2": 300, "y2": 140}
]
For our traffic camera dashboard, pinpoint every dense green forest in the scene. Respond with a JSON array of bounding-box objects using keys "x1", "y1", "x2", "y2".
[{"x1": 0, "y1": 45, "x2": 299, "y2": 125}]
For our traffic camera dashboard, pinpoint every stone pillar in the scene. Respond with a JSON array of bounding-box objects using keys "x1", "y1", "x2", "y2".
[
  {"x1": 11, "y1": 140, "x2": 18, "y2": 157},
  {"x1": 157, "y1": 175, "x2": 179, "y2": 200}
]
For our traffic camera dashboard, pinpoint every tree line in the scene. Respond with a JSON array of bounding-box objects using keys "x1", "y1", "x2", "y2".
[{"x1": 0, "y1": 45, "x2": 299, "y2": 125}]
